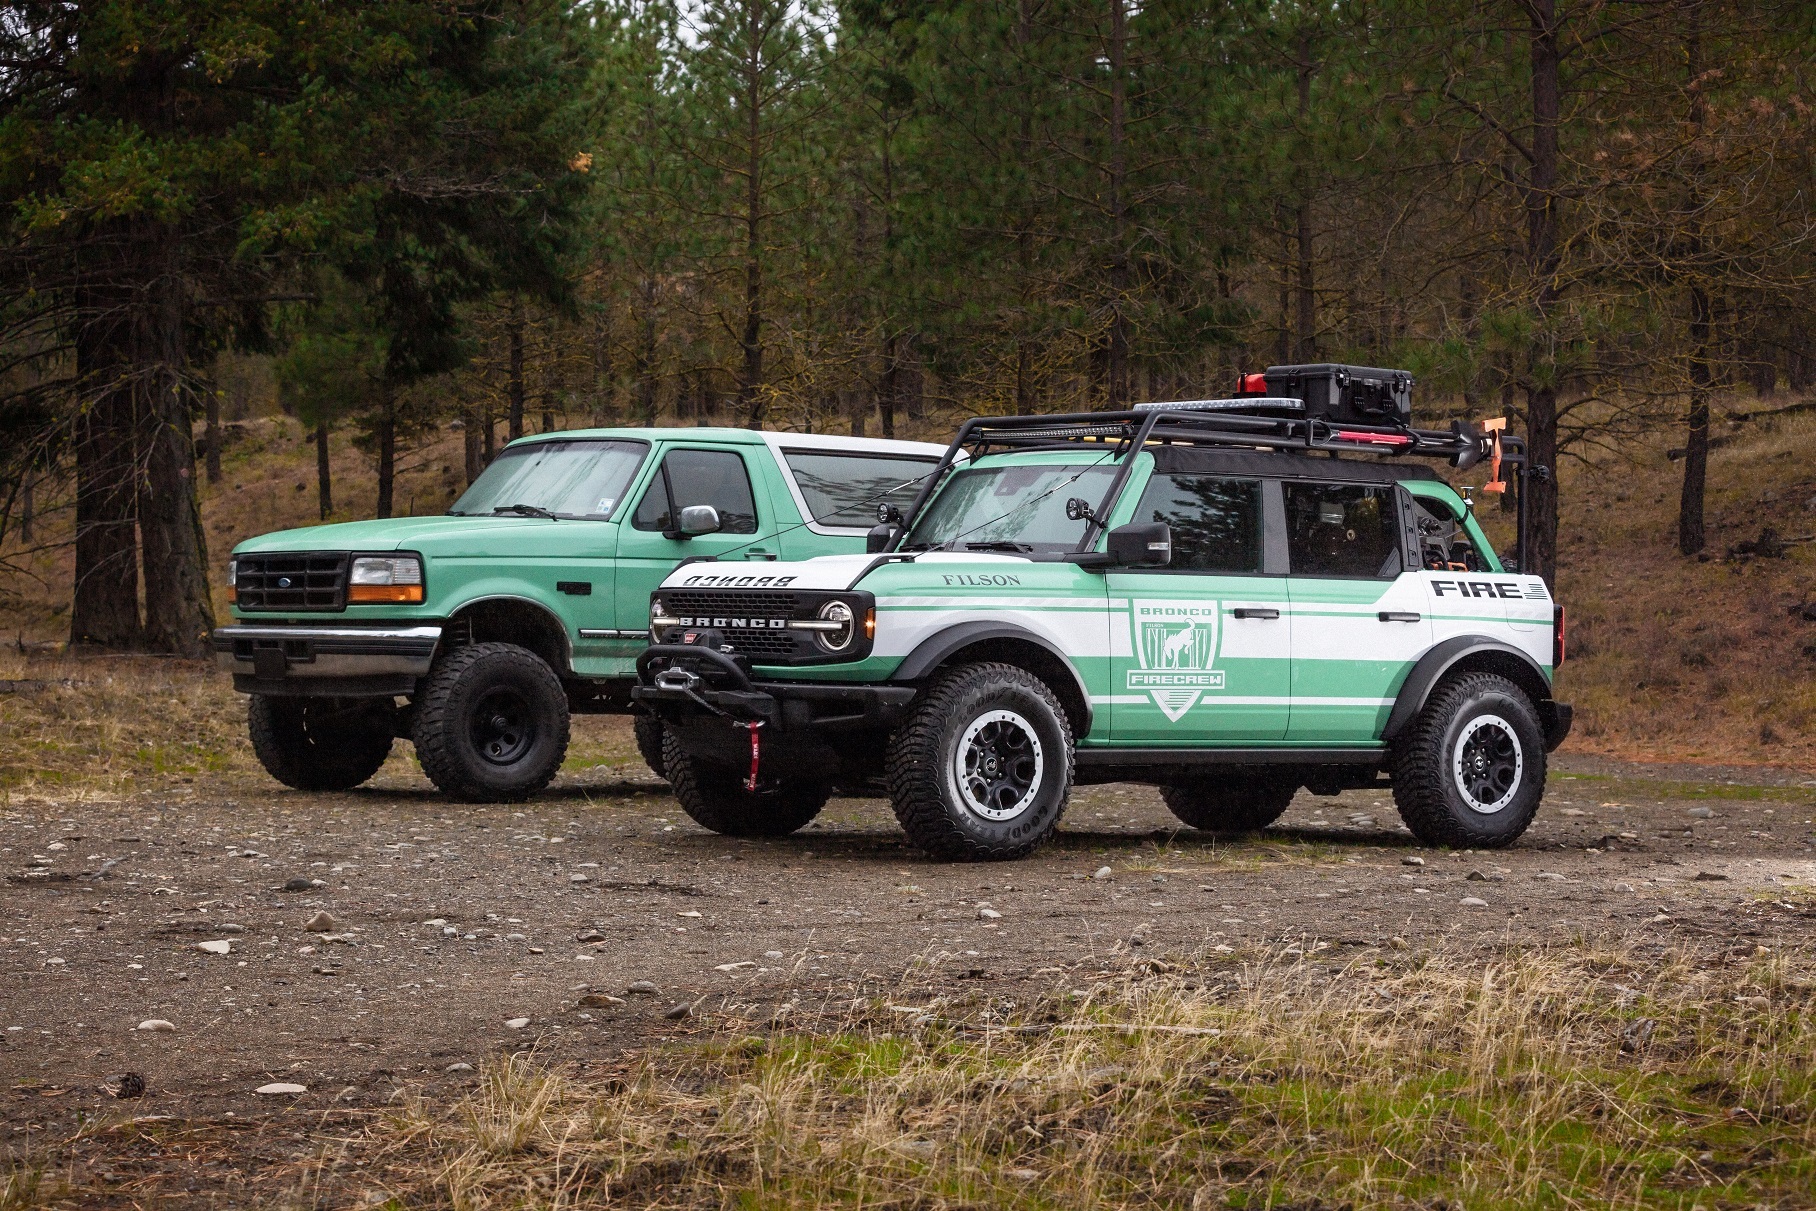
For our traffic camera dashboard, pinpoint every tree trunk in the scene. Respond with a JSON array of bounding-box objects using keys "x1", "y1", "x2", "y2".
[
  {"x1": 507, "y1": 297, "x2": 525, "y2": 442},
  {"x1": 1103, "y1": 0, "x2": 1130, "y2": 408},
  {"x1": 463, "y1": 404, "x2": 482, "y2": 485},
  {"x1": 481, "y1": 402, "x2": 495, "y2": 465},
  {"x1": 135, "y1": 253, "x2": 214, "y2": 657},
  {"x1": 316, "y1": 420, "x2": 333, "y2": 519},
  {"x1": 541, "y1": 388, "x2": 555, "y2": 435},
  {"x1": 375, "y1": 386, "x2": 396, "y2": 519},
  {"x1": 634, "y1": 284, "x2": 658, "y2": 426},
  {"x1": 70, "y1": 280, "x2": 143, "y2": 649},
  {"x1": 1294, "y1": 27, "x2": 1317, "y2": 362},
  {"x1": 19, "y1": 477, "x2": 32, "y2": 543},
  {"x1": 1521, "y1": 0, "x2": 1563, "y2": 585},
  {"x1": 203, "y1": 383, "x2": 222, "y2": 484},
  {"x1": 878, "y1": 332, "x2": 899, "y2": 439},
  {"x1": 1677, "y1": 285, "x2": 1713, "y2": 555},
  {"x1": 737, "y1": 0, "x2": 766, "y2": 427},
  {"x1": 1275, "y1": 214, "x2": 1293, "y2": 364}
]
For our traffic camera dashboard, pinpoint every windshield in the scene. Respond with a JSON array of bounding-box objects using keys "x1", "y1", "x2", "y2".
[
  {"x1": 902, "y1": 461, "x2": 1120, "y2": 553},
  {"x1": 450, "y1": 439, "x2": 647, "y2": 520}
]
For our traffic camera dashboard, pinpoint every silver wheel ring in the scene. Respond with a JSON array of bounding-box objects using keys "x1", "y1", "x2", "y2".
[
  {"x1": 1452, "y1": 713, "x2": 1524, "y2": 814},
  {"x1": 949, "y1": 708, "x2": 1045, "y2": 822}
]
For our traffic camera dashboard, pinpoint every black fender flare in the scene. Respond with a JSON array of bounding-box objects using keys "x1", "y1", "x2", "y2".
[
  {"x1": 891, "y1": 621, "x2": 1094, "y2": 737},
  {"x1": 1381, "y1": 635, "x2": 1560, "y2": 745}
]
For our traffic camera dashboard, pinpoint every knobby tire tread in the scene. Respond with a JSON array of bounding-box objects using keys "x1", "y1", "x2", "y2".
[
  {"x1": 413, "y1": 642, "x2": 569, "y2": 803},
  {"x1": 1390, "y1": 671, "x2": 1543, "y2": 848},
  {"x1": 247, "y1": 696, "x2": 392, "y2": 792},
  {"x1": 661, "y1": 729, "x2": 828, "y2": 836}
]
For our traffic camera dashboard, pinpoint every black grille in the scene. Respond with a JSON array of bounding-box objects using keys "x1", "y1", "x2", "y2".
[
  {"x1": 235, "y1": 552, "x2": 349, "y2": 611},
  {"x1": 664, "y1": 591, "x2": 800, "y2": 618},
  {"x1": 720, "y1": 629, "x2": 802, "y2": 659}
]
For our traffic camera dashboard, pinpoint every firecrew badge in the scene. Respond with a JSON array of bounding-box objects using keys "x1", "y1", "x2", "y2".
[{"x1": 1128, "y1": 601, "x2": 1224, "y2": 721}]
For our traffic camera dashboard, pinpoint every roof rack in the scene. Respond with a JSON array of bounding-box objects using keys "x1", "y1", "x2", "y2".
[{"x1": 889, "y1": 400, "x2": 1537, "y2": 572}]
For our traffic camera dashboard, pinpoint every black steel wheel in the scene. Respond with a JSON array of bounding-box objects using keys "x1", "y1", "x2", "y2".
[{"x1": 413, "y1": 643, "x2": 570, "y2": 802}]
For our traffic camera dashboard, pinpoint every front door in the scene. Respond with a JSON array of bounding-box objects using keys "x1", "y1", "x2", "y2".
[
  {"x1": 1283, "y1": 480, "x2": 1433, "y2": 742},
  {"x1": 614, "y1": 447, "x2": 773, "y2": 634},
  {"x1": 1110, "y1": 472, "x2": 1291, "y2": 742}
]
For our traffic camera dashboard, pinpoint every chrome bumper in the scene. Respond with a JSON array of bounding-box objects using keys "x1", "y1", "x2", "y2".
[{"x1": 213, "y1": 624, "x2": 442, "y2": 694}]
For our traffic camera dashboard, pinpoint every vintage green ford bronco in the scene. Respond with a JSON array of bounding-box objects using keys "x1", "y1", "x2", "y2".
[
  {"x1": 213, "y1": 428, "x2": 946, "y2": 799},
  {"x1": 635, "y1": 369, "x2": 1570, "y2": 859}
]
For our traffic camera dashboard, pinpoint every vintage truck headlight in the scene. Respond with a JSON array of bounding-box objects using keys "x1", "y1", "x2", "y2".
[
  {"x1": 816, "y1": 600, "x2": 855, "y2": 652},
  {"x1": 348, "y1": 555, "x2": 425, "y2": 604}
]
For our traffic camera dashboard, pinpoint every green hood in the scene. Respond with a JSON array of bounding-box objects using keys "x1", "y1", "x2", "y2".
[{"x1": 231, "y1": 514, "x2": 599, "y2": 558}]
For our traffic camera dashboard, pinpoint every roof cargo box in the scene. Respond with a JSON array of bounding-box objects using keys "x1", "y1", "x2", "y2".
[{"x1": 1262, "y1": 364, "x2": 1412, "y2": 427}]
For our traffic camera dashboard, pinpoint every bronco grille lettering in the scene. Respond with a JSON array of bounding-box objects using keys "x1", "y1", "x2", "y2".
[{"x1": 681, "y1": 573, "x2": 798, "y2": 588}]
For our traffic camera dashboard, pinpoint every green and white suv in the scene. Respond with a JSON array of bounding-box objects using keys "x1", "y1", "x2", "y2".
[
  {"x1": 213, "y1": 428, "x2": 946, "y2": 800},
  {"x1": 635, "y1": 374, "x2": 1571, "y2": 859}
]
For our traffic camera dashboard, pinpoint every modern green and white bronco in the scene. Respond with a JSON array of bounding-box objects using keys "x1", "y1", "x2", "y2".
[
  {"x1": 213, "y1": 428, "x2": 945, "y2": 800},
  {"x1": 635, "y1": 366, "x2": 1571, "y2": 859}
]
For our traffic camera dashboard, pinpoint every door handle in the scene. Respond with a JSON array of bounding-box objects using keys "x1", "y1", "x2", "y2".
[
  {"x1": 744, "y1": 547, "x2": 777, "y2": 561},
  {"x1": 1231, "y1": 607, "x2": 1280, "y2": 620},
  {"x1": 1378, "y1": 611, "x2": 1422, "y2": 622}
]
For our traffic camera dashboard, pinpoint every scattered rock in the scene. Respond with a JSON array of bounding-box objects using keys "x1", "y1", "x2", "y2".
[
  {"x1": 677, "y1": 910, "x2": 703, "y2": 919},
  {"x1": 1614, "y1": 882, "x2": 1635, "y2": 892},
  {"x1": 627, "y1": 980, "x2": 659, "y2": 995},
  {"x1": 136, "y1": 1019, "x2": 176, "y2": 1033},
  {"x1": 1694, "y1": 871, "x2": 1729, "y2": 882},
  {"x1": 255, "y1": 1082, "x2": 308, "y2": 1096},
  {"x1": 664, "y1": 1001, "x2": 694, "y2": 1020},
  {"x1": 1688, "y1": 807, "x2": 1714, "y2": 819},
  {"x1": 578, "y1": 994, "x2": 625, "y2": 1008},
  {"x1": 504, "y1": 1017, "x2": 530, "y2": 1029},
  {"x1": 1388, "y1": 936, "x2": 1408, "y2": 950},
  {"x1": 423, "y1": 918, "x2": 447, "y2": 927},
  {"x1": 504, "y1": 933, "x2": 527, "y2": 943},
  {"x1": 1091, "y1": 866, "x2": 1113, "y2": 880},
  {"x1": 1619, "y1": 1018, "x2": 1656, "y2": 1054},
  {"x1": 101, "y1": 1073, "x2": 145, "y2": 1099},
  {"x1": 281, "y1": 878, "x2": 313, "y2": 892},
  {"x1": 764, "y1": 950, "x2": 784, "y2": 960},
  {"x1": 1401, "y1": 856, "x2": 1425, "y2": 867},
  {"x1": 1008, "y1": 1168, "x2": 1041, "y2": 1181},
  {"x1": 1459, "y1": 896, "x2": 1489, "y2": 907},
  {"x1": 193, "y1": 940, "x2": 232, "y2": 955},
  {"x1": 978, "y1": 907, "x2": 1002, "y2": 920},
  {"x1": 1535, "y1": 872, "x2": 1565, "y2": 881},
  {"x1": 445, "y1": 1063, "x2": 473, "y2": 1073},
  {"x1": 320, "y1": 933, "x2": 358, "y2": 946},
  {"x1": 1466, "y1": 870, "x2": 1488, "y2": 882},
  {"x1": 569, "y1": 874, "x2": 590, "y2": 884},
  {"x1": 577, "y1": 929, "x2": 605, "y2": 943},
  {"x1": 714, "y1": 961, "x2": 756, "y2": 972},
  {"x1": 303, "y1": 911, "x2": 340, "y2": 933}
]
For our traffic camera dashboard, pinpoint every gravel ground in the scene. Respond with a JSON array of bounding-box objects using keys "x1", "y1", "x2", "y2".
[{"x1": 5, "y1": 727, "x2": 1816, "y2": 1179}]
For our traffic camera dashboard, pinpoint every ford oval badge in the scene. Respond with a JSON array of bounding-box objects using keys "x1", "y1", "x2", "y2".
[{"x1": 277, "y1": 576, "x2": 292, "y2": 588}]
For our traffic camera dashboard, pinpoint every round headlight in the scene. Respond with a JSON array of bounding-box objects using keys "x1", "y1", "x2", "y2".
[{"x1": 817, "y1": 600, "x2": 854, "y2": 652}]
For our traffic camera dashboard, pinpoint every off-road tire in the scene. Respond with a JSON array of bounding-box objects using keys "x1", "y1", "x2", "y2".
[
  {"x1": 1390, "y1": 672, "x2": 1546, "y2": 848},
  {"x1": 885, "y1": 662, "x2": 1073, "y2": 861},
  {"x1": 661, "y1": 729, "x2": 829, "y2": 836},
  {"x1": 248, "y1": 695, "x2": 394, "y2": 791},
  {"x1": 412, "y1": 643, "x2": 570, "y2": 802},
  {"x1": 1160, "y1": 771, "x2": 1298, "y2": 833},
  {"x1": 633, "y1": 713, "x2": 669, "y2": 781}
]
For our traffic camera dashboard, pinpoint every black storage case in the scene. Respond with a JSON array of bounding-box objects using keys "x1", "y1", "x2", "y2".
[{"x1": 1262, "y1": 363, "x2": 1413, "y2": 426}]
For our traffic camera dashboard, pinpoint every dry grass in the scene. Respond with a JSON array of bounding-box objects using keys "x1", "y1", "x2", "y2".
[{"x1": 269, "y1": 942, "x2": 1816, "y2": 1210}]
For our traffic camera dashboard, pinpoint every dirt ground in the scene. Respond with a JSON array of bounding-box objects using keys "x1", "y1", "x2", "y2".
[{"x1": 5, "y1": 720, "x2": 1816, "y2": 1201}]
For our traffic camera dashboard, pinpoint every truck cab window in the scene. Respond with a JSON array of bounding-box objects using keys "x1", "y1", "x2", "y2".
[
  {"x1": 1131, "y1": 474, "x2": 1263, "y2": 573},
  {"x1": 1284, "y1": 482, "x2": 1401, "y2": 578},
  {"x1": 634, "y1": 449, "x2": 759, "y2": 534},
  {"x1": 1412, "y1": 496, "x2": 1491, "y2": 572}
]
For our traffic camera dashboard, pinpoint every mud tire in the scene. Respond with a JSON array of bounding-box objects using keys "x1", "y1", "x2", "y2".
[
  {"x1": 662, "y1": 729, "x2": 829, "y2": 836},
  {"x1": 412, "y1": 643, "x2": 570, "y2": 803},
  {"x1": 248, "y1": 695, "x2": 394, "y2": 791},
  {"x1": 1390, "y1": 672, "x2": 1545, "y2": 848}
]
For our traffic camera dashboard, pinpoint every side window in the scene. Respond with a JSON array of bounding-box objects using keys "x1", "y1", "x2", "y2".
[
  {"x1": 1411, "y1": 495, "x2": 1491, "y2": 572},
  {"x1": 782, "y1": 450, "x2": 939, "y2": 527},
  {"x1": 1131, "y1": 474, "x2": 1263, "y2": 573},
  {"x1": 632, "y1": 449, "x2": 759, "y2": 535},
  {"x1": 1284, "y1": 482, "x2": 1402, "y2": 578}
]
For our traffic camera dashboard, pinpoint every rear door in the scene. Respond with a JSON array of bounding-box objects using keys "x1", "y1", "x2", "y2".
[
  {"x1": 613, "y1": 446, "x2": 774, "y2": 634},
  {"x1": 1283, "y1": 480, "x2": 1432, "y2": 742},
  {"x1": 1108, "y1": 471, "x2": 1291, "y2": 742}
]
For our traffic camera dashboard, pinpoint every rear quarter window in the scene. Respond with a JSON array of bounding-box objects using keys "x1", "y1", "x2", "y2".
[{"x1": 783, "y1": 450, "x2": 940, "y2": 528}]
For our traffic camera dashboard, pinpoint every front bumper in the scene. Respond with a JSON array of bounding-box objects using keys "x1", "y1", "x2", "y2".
[
  {"x1": 212, "y1": 624, "x2": 441, "y2": 696},
  {"x1": 1542, "y1": 700, "x2": 1573, "y2": 751}
]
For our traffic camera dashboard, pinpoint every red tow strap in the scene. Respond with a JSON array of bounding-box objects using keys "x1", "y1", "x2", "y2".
[{"x1": 743, "y1": 721, "x2": 764, "y2": 792}]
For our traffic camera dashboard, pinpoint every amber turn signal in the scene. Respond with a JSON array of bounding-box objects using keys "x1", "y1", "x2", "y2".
[
  {"x1": 864, "y1": 607, "x2": 876, "y2": 640},
  {"x1": 348, "y1": 584, "x2": 425, "y2": 604}
]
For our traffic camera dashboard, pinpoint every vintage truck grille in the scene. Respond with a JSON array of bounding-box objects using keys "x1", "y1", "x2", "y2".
[{"x1": 235, "y1": 553, "x2": 349, "y2": 611}]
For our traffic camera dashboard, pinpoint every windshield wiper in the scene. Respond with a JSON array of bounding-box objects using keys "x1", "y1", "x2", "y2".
[
  {"x1": 964, "y1": 540, "x2": 1032, "y2": 552},
  {"x1": 492, "y1": 503, "x2": 560, "y2": 520}
]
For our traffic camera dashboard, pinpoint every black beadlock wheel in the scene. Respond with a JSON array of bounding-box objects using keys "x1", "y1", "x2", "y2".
[
  {"x1": 661, "y1": 729, "x2": 829, "y2": 837},
  {"x1": 1160, "y1": 770, "x2": 1298, "y2": 834},
  {"x1": 1390, "y1": 672, "x2": 1546, "y2": 848},
  {"x1": 884, "y1": 662, "x2": 1073, "y2": 861},
  {"x1": 633, "y1": 713, "x2": 669, "y2": 781},
  {"x1": 412, "y1": 643, "x2": 570, "y2": 803},
  {"x1": 247, "y1": 695, "x2": 395, "y2": 792}
]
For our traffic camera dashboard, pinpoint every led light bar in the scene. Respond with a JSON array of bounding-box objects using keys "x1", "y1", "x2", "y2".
[{"x1": 1132, "y1": 397, "x2": 1305, "y2": 413}]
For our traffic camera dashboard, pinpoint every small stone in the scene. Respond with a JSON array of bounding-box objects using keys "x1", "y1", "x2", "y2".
[
  {"x1": 664, "y1": 1001, "x2": 693, "y2": 1020},
  {"x1": 423, "y1": 918, "x2": 447, "y2": 927},
  {"x1": 255, "y1": 1082, "x2": 307, "y2": 1095},
  {"x1": 1694, "y1": 871, "x2": 1728, "y2": 882},
  {"x1": 1459, "y1": 896, "x2": 1489, "y2": 907},
  {"x1": 504, "y1": 933, "x2": 527, "y2": 943},
  {"x1": 978, "y1": 908, "x2": 1003, "y2": 920},
  {"x1": 1388, "y1": 936, "x2": 1408, "y2": 950},
  {"x1": 764, "y1": 950, "x2": 784, "y2": 960},
  {"x1": 445, "y1": 1062, "x2": 473, "y2": 1073},
  {"x1": 714, "y1": 961, "x2": 756, "y2": 972},
  {"x1": 304, "y1": 911, "x2": 340, "y2": 933},
  {"x1": 1614, "y1": 882, "x2": 1635, "y2": 892},
  {"x1": 569, "y1": 874, "x2": 590, "y2": 884},
  {"x1": 101, "y1": 1072, "x2": 146, "y2": 1099},
  {"x1": 627, "y1": 980, "x2": 659, "y2": 995},
  {"x1": 504, "y1": 1017, "x2": 530, "y2": 1029},
  {"x1": 577, "y1": 929, "x2": 605, "y2": 942},
  {"x1": 1091, "y1": 866, "x2": 1113, "y2": 880},
  {"x1": 1535, "y1": 872, "x2": 1565, "y2": 881},
  {"x1": 1401, "y1": 855, "x2": 1425, "y2": 867},
  {"x1": 281, "y1": 878, "x2": 313, "y2": 892},
  {"x1": 677, "y1": 910, "x2": 703, "y2": 918},
  {"x1": 578, "y1": 994, "x2": 625, "y2": 1008},
  {"x1": 1008, "y1": 1168, "x2": 1041, "y2": 1181},
  {"x1": 1559, "y1": 808, "x2": 1586, "y2": 817},
  {"x1": 1687, "y1": 807, "x2": 1714, "y2": 819},
  {"x1": 194, "y1": 940, "x2": 232, "y2": 955},
  {"x1": 136, "y1": 1019, "x2": 175, "y2": 1032},
  {"x1": 527, "y1": 946, "x2": 544, "y2": 954},
  {"x1": 320, "y1": 933, "x2": 358, "y2": 946},
  {"x1": 1466, "y1": 870, "x2": 1488, "y2": 881}
]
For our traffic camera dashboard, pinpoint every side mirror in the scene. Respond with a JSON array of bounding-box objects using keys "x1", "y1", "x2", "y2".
[
  {"x1": 1106, "y1": 521, "x2": 1172, "y2": 568},
  {"x1": 676, "y1": 504, "x2": 722, "y2": 537},
  {"x1": 866, "y1": 523, "x2": 898, "y2": 554}
]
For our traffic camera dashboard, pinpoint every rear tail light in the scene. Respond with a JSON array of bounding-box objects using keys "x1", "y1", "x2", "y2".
[{"x1": 1553, "y1": 605, "x2": 1567, "y2": 666}]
